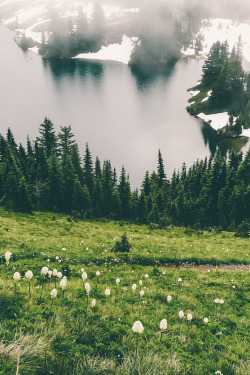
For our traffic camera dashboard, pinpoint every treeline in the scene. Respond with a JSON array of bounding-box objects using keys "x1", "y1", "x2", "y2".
[
  {"x1": 0, "y1": 118, "x2": 249, "y2": 229},
  {"x1": 38, "y1": 4, "x2": 108, "y2": 58},
  {"x1": 36, "y1": 1, "x2": 205, "y2": 64},
  {"x1": 199, "y1": 41, "x2": 250, "y2": 134}
]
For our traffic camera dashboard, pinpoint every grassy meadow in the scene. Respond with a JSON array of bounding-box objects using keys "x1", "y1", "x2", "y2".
[{"x1": 0, "y1": 209, "x2": 249, "y2": 374}]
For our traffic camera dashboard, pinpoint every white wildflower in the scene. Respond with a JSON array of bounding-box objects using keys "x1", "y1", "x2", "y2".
[
  {"x1": 50, "y1": 289, "x2": 57, "y2": 298},
  {"x1": 13, "y1": 272, "x2": 21, "y2": 281},
  {"x1": 82, "y1": 271, "x2": 87, "y2": 281},
  {"x1": 25, "y1": 270, "x2": 33, "y2": 280},
  {"x1": 178, "y1": 310, "x2": 184, "y2": 319},
  {"x1": 160, "y1": 319, "x2": 167, "y2": 330},
  {"x1": 60, "y1": 279, "x2": 66, "y2": 290},
  {"x1": 85, "y1": 282, "x2": 91, "y2": 295},
  {"x1": 41, "y1": 266, "x2": 49, "y2": 276},
  {"x1": 105, "y1": 288, "x2": 111, "y2": 296},
  {"x1": 187, "y1": 313, "x2": 192, "y2": 321},
  {"x1": 132, "y1": 320, "x2": 144, "y2": 333},
  {"x1": 52, "y1": 269, "x2": 58, "y2": 277},
  {"x1": 5, "y1": 251, "x2": 12, "y2": 264}
]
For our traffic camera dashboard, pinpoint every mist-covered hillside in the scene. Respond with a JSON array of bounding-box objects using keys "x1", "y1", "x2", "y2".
[{"x1": 1, "y1": 1, "x2": 250, "y2": 66}]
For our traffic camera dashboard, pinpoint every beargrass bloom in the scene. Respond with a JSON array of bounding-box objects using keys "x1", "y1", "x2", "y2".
[
  {"x1": 50, "y1": 289, "x2": 57, "y2": 298},
  {"x1": 63, "y1": 276, "x2": 67, "y2": 282},
  {"x1": 219, "y1": 299, "x2": 224, "y2": 304},
  {"x1": 160, "y1": 319, "x2": 167, "y2": 330},
  {"x1": 96, "y1": 271, "x2": 100, "y2": 276},
  {"x1": 25, "y1": 270, "x2": 33, "y2": 299},
  {"x1": 82, "y1": 272, "x2": 87, "y2": 281},
  {"x1": 132, "y1": 321, "x2": 144, "y2": 333},
  {"x1": 139, "y1": 280, "x2": 142, "y2": 286},
  {"x1": 5, "y1": 251, "x2": 12, "y2": 265},
  {"x1": 13, "y1": 272, "x2": 21, "y2": 281},
  {"x1": 204, "y1": 317, "x2": 209, "y2": 324},
  {"x1": 105, "y1": 288, "x2": 111, "y2": 296},
  {"x1": 178, "y1": 278, "x2": 182, "y2": 282},
  {"x1": 140, "y1": 290, "x2": 144, "y2": 297},
  {"x1": 52, "y1": 269, "x2": 57, "y2": 277},
  {"x1": 214, "y1": 298, "x2": 219, "y2": 304},
  {"x1": 92, "y1": 298, "x2": 96, "y2": 307},
  {"x1": 179, "y1": 310, "x2": 184, "y2": 319},
  {"x1": 144, "y1": 274, "x2": 149, "y2": 279},
  {"x1": 132, "y1": 284, "x2": 137, "y2": 292},
  {"x1": 60, "y1": 279, "x2": 66, "y2": 290},
  {"x1": 167, "y1": 295, "x2": 172, "y2": 303},
  {"x1": 25, "y1": 270, "x2": 33, "y2": 280},
  {"x1": 41, "y1": 266, "x2": 49, "y2": 276},
  {"x1": 187, "y1": 313, "x2": 192, "y2": 321},
  {"x1": 85, "y1": 282, "x2": 91, "y2": 295},
  {"x1": 116, "y1": 278, "x2": 120, "y2": 285},
  {"x1": 48, "y1": 270, "x2": 52, "y2": 278},
  {"x1": 57, "y1": 272, "x2": 62, "y2": 279}
]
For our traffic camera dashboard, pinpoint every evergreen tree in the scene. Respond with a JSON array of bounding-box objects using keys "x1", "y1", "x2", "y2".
[
  {"x1": 95, "y1": 156, "x2": 102, "y2": 179},
  {"x1": 46, "y1": 152, "x2": 63, "y2": 211},
  {"x1": 157, "y1": 149, "x2": 166, "y2": 187},
  {"x1": 58, "y1": 125, "x2": 75, "y2": 157},
  {"x1": 92, "y1": 177, "x2": 104, "y2": 217},
  {"x1": 71, "y1": 144, "x2": 84, "y2": 185},
  {"x1": 62, "y1": 155, "x2": 76, "y2": 212},
  {"x1": 83, "y1": 143, "x2": 94, "y2": 195},
  {"x1": 118, "y1": 166, "x2": 131, "y2": 219},
  {"x1": 102, "y1": 160, "x2": 114, "y2": 216},
  {"x1": 142, "y1": 171, "x2": 151, "y2": 196},
  {"x1": 16, "y1": 176, "x2": 33, "y2": 212},
  {"x1": 37, "y1": 117, "x2": 57, "y2": 157}
]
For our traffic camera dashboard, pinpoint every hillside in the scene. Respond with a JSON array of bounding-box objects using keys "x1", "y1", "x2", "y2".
[{"x1": 0, "y1": 209, "x2": 249, "y2": 374}]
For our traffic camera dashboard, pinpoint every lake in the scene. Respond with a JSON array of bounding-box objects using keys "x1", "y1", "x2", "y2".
[{"x1": 0, "y1": 26, "x2": 249, "y2": 188}]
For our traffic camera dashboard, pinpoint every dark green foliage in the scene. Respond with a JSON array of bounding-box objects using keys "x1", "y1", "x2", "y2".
[
  {"x1": 113, "y1": 232, "x2": 131, "y2": 253},
  {"x1": 37, "y1": 117, "x2": 58, "y2": 158},
  {"x1": 196, "y1": 41, "x2": 250, "y2": 132},
  {"x1": 0, "y1": 122, "x2": 249, "y2": 229},
  {"x1": 235, "y1": 221, "x2": 250, "y2": 238}
]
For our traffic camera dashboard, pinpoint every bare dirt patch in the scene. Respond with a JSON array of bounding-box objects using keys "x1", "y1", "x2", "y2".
[{"x1": 162, "y1": 264, "x2": 250, "y2": 272}]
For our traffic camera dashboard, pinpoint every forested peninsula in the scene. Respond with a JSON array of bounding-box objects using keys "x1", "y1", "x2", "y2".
[
  {"x1": 1, "y1": 119, "x2": 249, "y2": 232},
  {"x1": 187, "y1": 41, "x2": 250, "y2": 137}
]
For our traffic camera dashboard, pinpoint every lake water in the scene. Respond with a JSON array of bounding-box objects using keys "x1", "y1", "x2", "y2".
[{"x1": 1, "y1": 27, "x2": 249, "y2": 188}]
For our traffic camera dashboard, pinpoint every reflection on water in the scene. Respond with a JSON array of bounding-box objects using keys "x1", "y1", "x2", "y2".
[
  {"x1": 130, "y1": 63, "x2": 176, "y2": 92},
  {"x1": 200, "y1": 118, "x2": 249, "y2": 157},
  {"x1": 42, "y1": 58, "x2": 104, "y2": 81}
]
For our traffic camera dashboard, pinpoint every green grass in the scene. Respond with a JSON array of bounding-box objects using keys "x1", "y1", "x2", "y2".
[{"x1": 0, "y1": 209, "x2": 249, "y2": 374}]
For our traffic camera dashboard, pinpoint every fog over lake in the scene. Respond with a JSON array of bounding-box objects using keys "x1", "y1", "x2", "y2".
[{"x1": 1, "y1": 27, "x2": 249, "y2": 188}]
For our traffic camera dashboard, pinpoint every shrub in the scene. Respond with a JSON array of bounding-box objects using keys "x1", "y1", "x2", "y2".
[
  {"x1": 113, "y1": 233, "x2": 131, "y2": 253},
  {"x1": 235, "y1": 221, "x2": 250, "y2": 238}
]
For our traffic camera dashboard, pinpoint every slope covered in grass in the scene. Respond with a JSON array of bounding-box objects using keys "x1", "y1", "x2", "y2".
[{"x1": 0, "y1": 209, "x2": 249, "y2": 375}]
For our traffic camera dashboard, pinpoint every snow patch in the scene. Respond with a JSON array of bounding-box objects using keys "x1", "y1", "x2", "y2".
[
  {"x1": 181, "y1": 46, "x2": 196, "y2": 55},
  {"x1": 197, "y1": 112, "x2": 229, "y2": 130},
  {"x1": 189, "y1": 90, "x2": 200, "y2": 96},
  {"x1": 184, "y1": 18, "x2": 250, "y2": 63},
  {"x1": 242, "y1": 128, "x2": 250, "y2": 137},
  {"x1": 73, "y1": 35, "x2": 137, "y2": 64},
  {"x1": 201, "y1": 90, "x2": 212, "y2": 102}
]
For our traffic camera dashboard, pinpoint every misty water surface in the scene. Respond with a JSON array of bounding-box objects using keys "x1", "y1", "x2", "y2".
[{"x1": 1, "y1": 27, "x2": 249, "y2": 188}]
